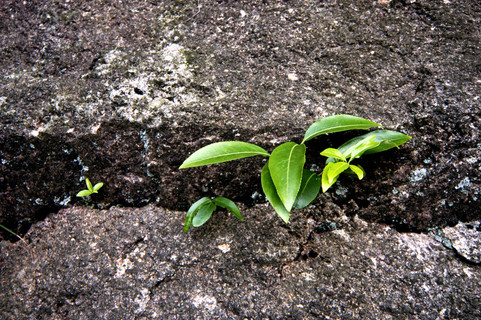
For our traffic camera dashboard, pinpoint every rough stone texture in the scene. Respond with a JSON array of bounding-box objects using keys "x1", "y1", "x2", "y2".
[
  {"x1": 1, "y1": 0, "x2": 481, "y2": 234},
  {"x1": 1, "y1": 205, "x2": 480, "y2": 319},
  {"x1": 0, "y1": 0, "x2": 480, "y2": 235},
  {"x1": 443, "y1": 221, "x2": 481, "y2": 264},
  {"x1": 1, "y1": 0, "x2": 481, "y2": 317}
]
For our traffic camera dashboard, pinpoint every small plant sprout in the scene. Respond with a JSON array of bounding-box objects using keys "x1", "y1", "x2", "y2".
[
  {"x1": 183, "y1": 197, "x2": 243, "y2": 233},
  {"x1": 0, "y1": 224, "x2": 28, "y2": 246},
  {"x1": 180, "y1": 114, "x2": 411, "y2": 230},
  {"x1": 76, "y1": 178, "x2": 104, "y2": 197}
]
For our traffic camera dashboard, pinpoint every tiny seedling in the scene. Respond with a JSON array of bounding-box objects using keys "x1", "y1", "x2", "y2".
[
  {"x1": 76, "y1": 178, "x2": 104, "y2": 197},
  {"x1": 180, "y1": 114, "x2": 411, "y2": 231},
  {"x1": 183, "y1": 196, "x2": 243, "y2": 233},
  {"x1": 0, "y1": 224, "x2": 28, "y2": 246}
]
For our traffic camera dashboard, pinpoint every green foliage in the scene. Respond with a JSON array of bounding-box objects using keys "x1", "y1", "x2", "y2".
[
  {"x1": 183, "y1": 197, "x2": 243, "y2": 233},
  {"x1": 179, "y1": 141, "x2": 269, "y2": 168},
  {"x1": 76, "y1": 178, "x2": 104, "y2": 197},
  {"x1": 180, "y1": 114, "x2": 411, "y2": 231}
]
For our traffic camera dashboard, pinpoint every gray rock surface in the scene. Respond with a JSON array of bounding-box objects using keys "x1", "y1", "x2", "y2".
[
  {"x1": 1, "y1": 205, "x2": 480, "y2": 319},
  {"x1": 444, "y1": 221, "x2": 481, "y2": 264},
  {"x1": 1, "y1": 0, "x2": 480, "y2": 233},
  {"x1": 1, "y1": 0, "x2": 481, "y2": 318}
]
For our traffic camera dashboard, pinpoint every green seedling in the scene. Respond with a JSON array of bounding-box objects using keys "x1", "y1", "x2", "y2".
[
  {"x1": 76, "y1": 178, "x2": 104, "y2": 197},
  {"x1": 0, "y1": 224, "x2": 28, "y2": 246},
  {"x1": 320, "y1": 130, "x2": 411, "y2": 192},
  {"x1": 180, "y1": 114, "x2": 411, "y2": 230},
  {"x1": 184, "y1": 197, "x2": 243, "y2": 233}
]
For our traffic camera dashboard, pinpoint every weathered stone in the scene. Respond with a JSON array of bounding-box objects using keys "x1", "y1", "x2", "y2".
[
  {"x1": 443, "y1": 221, "x2": 481, "y2": 264},
  {"x1": 1, "y1": 0, "x2": 481, "y2": 317},
  {"x1": 1, "y1": 205, "x2": 480, "y2": 319},
  {"x1": 1, "y1": 0, "x2": 480, "y2": 234}
]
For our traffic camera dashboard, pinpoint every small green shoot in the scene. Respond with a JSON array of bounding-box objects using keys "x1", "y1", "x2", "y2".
[
  {"x1": 180, "y1": 115, "x2": 411, "y2": 230},
  {"x1": 0, "y1": 224, "x2": 28, "y2": 246},
  {"x1": 184, "y1": 197, "x2": 243, "y2": 233},
  {"x1": 77, "y1": 178, "x2": 104, "y2": 197}
]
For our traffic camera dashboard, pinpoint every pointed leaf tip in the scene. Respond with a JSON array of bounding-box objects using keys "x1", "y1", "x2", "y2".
[
  {"x1": 268, "y1": 142, "x2": 306, "y2": 212},
  {"x1": 180, "y1": 141, "x2": 269, "y2": 169},
  {"x1": 303, "y1": 114, "x2": 380, "y2": 143}
]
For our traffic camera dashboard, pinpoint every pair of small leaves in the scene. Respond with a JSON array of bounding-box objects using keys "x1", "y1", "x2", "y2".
[
  {"x1": 184, "y1": 197, "x2": 243, "y2": 233},
  {"x1": 76, "y1": 178, "x2": 104, "y2": 197}
]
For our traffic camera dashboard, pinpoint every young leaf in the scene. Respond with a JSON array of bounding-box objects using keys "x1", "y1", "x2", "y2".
[
  {"x1": 347, "y1": 136, "x2": 380, "y2": 162},
  {"x1": 293, "y1": 170, "x2": 321, "y2": 209},
  {"x1": 349, "y1": 164, "x2": 365, "y2": 180},
  {"x1": 327, "y1": 162, "x2": 349, "y2": 183},
  {"x1": 76, "y1": 190, "x2": 92, "y2": 197},
  {"x1": 192, "y1": 202, "x2": 217, "y2": 227},
  {"x1": 261, "y1": 164, "x2": 290, "y2": 223},
  {"x1": 184, "y1": 197, "x2": 211, "y2": 233},
  {"x1": 93, "y1": 182, "x2": 104, "y2": 192},
  {"x1": 320, "y1": 148, "x2": 346, "y2": 162},
  {"x1": 302, "y1": 115, "x2": 380, "y2": 143},
  {"x1": 213, "y1": 197, "x2": 243, "y2": 221},
  {"x1": 321, "y1": 163, "x2": 337, "y2": 192},
  {"x1": 336, "y1": 130, "x2": 412, "y2": 157},
  {"x1": 268, "y1": 142, "x2": 306, "y2": 212},
  {"x1": 184, "y1": 209, "x2": 195, "y2": 233},
  {"x1": 179, "y1": 141, "x2": 270, "y2": 169},
  {"x1": 86, "y1": 178, "x2": 93, "y2": 192}
]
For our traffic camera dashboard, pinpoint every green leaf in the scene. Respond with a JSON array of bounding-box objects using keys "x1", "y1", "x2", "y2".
[
  {"x1": 93, "y1": 182, "x2": 104, "y2": 192},
  {"x1": 213, "y1": 197, "x2": 243, "y2": 221},
  {"x1": 302, "y1": 114, "x2": 380, "y2": 143},
  {"x1": 77, "y1": 190, "x2": 92, "y2": 197},
  {"x1": 321, "y1": 163, "x2": 336, "y2": 192},
  {"x1": 184, "y1": 197, "x2": 211, "y2": 233},
  {"x1": 345, "y1": 135, "x2": 380, "y2": 162},
  {"x1": 261, "y1": 164, "x2": 290, "y2": 223},
  {"x1": 349, "y1": 164, "x2": 365, "y2": 180},
  {"x1": 268, "y1": 142, "x2": 306, "y2": 212},
  {"x1": 320, "y1": 148, "x2": 346, "y2": 162},
  {"x1": 86, "y1": 178, "x2": 93, "y2": 192},
  {"x1": 336, "y1": 130, "x2": 411, "y2": 158},
  {"x1": 293, "y1": 170, "x2": 321, "y2": 209},
  {"x1": 179, "y1": 141, "x2": 270, "y2": 169},
  {"x1": 327, "y1": 162, "x2": 349, "y2": 183},
  {"x1": 192, "y1": 202, "x2": 217, "y2": 227}
]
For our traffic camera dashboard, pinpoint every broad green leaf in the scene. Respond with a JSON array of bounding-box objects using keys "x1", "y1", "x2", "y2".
[
  {"x1": 320, "y1": 148, "x2": 346, "y2": 162},
  {"x1": 327, "y1": 162, "x2": 349, "y2": 183},
  {"x1": 347, "y1": 136, "x2": 380, "y2": 162},
  {"x1": 93, "y1": 182, "x2": 104, "y2": 192},
  {"x1": 192, "y1": 202, "x2": 216, "y2": 227},
  {"x1": 184, "y1": 197, "x2": 211, "y2": 233},
  {"x1": 302, "y1": 115, "x2": 380, "y2": 143},
  {"x1": 261, "y1": 164, "x2": 290, "y2": 223},
  {"x1": 337, "y1": 130, "x2": 411, "y2": 157},
  {"x1": 268, "y1": 142, "x2": 306, "y2": 212},
  {"x1": 213, "y1": 197, "x2": 243, "y2": 221},
  {"x1": 321, "y1": 163, "x2": 337, "y2": 192},
  {"x1": 349, "y1": 164, "x2": 365, "y2": 180},
  {"x1": 86, "y1": 178, "x2": 93, "y2": 192},
  {"x1": 179, "y1": 141, "x2": 270, "y2": 169},
  {"x1": 293, "y1": 170, "x2": 321, "y2": 209},
  {"x1": 76, "y1": 190, "x2": 92, "y2": 197}
]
